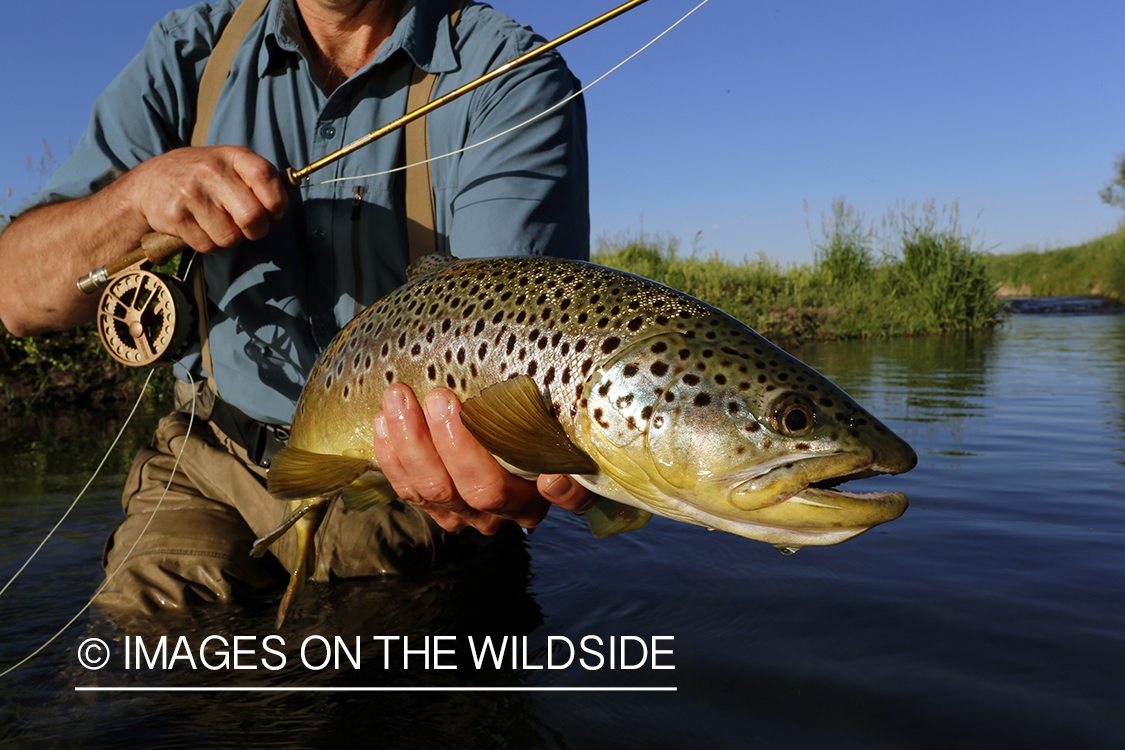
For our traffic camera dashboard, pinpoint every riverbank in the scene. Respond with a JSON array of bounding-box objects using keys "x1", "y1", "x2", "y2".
[
  {"x1": 984, "y1": 227, "x2": 1125, "y2": 299},
  {"x1": 1, "y1": 208, "x2": 1000, "y2": 412}
]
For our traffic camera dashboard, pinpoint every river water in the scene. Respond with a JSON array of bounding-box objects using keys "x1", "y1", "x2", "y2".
[{"x1": 1, "y1": 303, "x2": 1122, "y2": 749}]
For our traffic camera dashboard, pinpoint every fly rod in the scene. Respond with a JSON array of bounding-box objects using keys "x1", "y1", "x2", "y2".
[{"x1": 76, "y1": 0, "x2": 653, "y2": 294}]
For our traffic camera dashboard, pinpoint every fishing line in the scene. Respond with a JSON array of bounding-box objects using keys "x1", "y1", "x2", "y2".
[
  {"x1": 0, "y1": 371, "x2": 198, "y2": 679},
  {"x1": 309, "y1": 0, "x2": 714, "y2": 190},
  {"x1": 0, "y1": 370, "x2": 157, "y2": 601}
]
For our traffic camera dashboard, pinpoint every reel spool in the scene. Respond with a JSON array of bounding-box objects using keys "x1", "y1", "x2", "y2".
[{"x1": 97, "y1": 269, "x2": 195, "y2": 367}]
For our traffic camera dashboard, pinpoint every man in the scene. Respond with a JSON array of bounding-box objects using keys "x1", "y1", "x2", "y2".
[{"x1": 0, "y1": 0, "x2": 593, "y2": 614}]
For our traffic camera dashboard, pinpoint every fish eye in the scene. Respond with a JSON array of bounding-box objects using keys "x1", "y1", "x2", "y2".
[{"x1": 770, "y1": 394, "x2": 816, "y2": 438}]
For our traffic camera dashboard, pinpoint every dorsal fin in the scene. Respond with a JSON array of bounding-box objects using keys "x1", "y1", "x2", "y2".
[
  {"x1": 460, "y1": 375, "x2": 600, "y2": 475},
  {"x1": 405, "y1": 251, "x2": 458, "y2": 281}
]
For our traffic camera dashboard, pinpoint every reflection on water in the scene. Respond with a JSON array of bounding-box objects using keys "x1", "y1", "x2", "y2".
[{"x1": 2, "y1": 311, "x2": 1124, "y2": 749}]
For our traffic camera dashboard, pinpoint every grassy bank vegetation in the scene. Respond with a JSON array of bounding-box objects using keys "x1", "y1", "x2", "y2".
[
  {"x1": 982, "y1": 229, "x2": 1125, "y2": 299},
  {"x1": 596, "y1": 198, "x2": 1001, "y2": 344},
  {"x1": 1, "y1": 198, "x2": 1000, "y2": 412}
]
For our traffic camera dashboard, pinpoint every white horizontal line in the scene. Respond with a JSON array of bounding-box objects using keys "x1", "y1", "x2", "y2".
[{"x1": 75, "y1": 686, "x2": 676, "y2": 693}]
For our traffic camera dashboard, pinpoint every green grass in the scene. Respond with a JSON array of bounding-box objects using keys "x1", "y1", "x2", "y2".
[
  {"x1": 596, "y1": 198, "x2": 1002, "y2": 344},
  {"x1": 982, "y1": 229, "x2": 1125, "y2": 299}
]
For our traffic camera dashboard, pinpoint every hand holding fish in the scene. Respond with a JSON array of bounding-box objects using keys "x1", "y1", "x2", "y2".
[{"x1": 371, "y1": 384, "x2": 594, "y2": 534}]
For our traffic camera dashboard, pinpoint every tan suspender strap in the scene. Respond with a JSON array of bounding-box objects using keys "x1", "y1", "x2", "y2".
[
  {"x1": 404, "y1": 0, "x2": 466, "y2": 264},
  {"x1": 188, "y1": 0, "x2": 270, "y2": 395},
  {"x1": 192, "y1": 0, "x2": 271, "y2": 149}
]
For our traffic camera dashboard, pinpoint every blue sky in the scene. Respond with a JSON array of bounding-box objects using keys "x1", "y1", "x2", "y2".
[{"x1": 2, "y1": 0, "x2": 1123, "y2": 265}]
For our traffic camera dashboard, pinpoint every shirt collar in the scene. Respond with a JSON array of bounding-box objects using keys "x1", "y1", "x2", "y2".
[{"x1": 259, "y1": 0, "x2": 459, "y2": 78}]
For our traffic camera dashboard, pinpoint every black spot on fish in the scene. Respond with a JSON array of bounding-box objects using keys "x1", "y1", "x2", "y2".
[
  {"x1": 602, "y1": 337, "x2": 621, "y2": 355},
  {"x1": 693, "y1": 393, "x2": 712, "y2": 407},
  {"x1": 683, "y1": 373, "x2": 700, "y2": 386},
  {"x1": 623, "y1": 363, "x2": 638, "y2": 378},
  {"x1": 627, "y1": 317, "x2": 643, "y2": 332},
  {"x1": 385, "y1": 371, "x2": 394, "y2": 383},
  {"x1": 650, "y1": 361, "x2": 669, "y2": 377},
  {"x1": 427, "y1": 365, "x2": 437, "y2": 381},
  {"x1": 715, "y1": 374, "x2": 727, "y2": 385},
  {"x1": 474, "y1": 319, "x2": 485, "y2": 335},
  {"x1": 664, "y1": 392, "x2": 675, "y2": 403},
  {"x1": 528, "y1": 360, "x2": 538, "y2": 377},
  {"x1": 598, "y1": 381, "x2": 612, "y2": 397},
  {"x1": 447, "y1": 374, "x2": 457, "y2": 388},
  {"x1": 651, "y1": 342, "x2": 668, "y2": 354},
  {"x1": 641, "y1": 406, "x2": 653, "y2": 420},
  {"x1": 728, "y1": 402, "x2": 740, "y2": 414}
]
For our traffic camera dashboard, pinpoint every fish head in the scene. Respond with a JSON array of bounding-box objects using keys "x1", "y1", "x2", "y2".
[{"x1": 575, "y1": 322, "x2": 916, "y2": 550}]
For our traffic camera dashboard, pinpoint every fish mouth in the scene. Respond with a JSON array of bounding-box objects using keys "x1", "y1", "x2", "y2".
[{"x1": 716, "y1": 457, "x2": 911, "y2": 549}]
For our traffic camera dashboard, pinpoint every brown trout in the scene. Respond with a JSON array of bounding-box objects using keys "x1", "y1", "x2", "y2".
[{"x1": 252, "y1": 253, "x2": 916, "y2": 626}]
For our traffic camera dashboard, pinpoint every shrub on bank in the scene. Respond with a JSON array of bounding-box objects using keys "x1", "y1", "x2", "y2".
[{"x1": 596, "y1": 198, "x2": 1002, "y2": 343}]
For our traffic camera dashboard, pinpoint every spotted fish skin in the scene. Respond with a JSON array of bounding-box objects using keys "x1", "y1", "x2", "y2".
[{"x1": 258, "y1": 253, "x2": 916, "y2": 624}]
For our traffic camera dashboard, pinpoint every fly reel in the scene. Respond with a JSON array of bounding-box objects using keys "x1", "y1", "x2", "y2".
[{"x1": 97, "y1": 269, "x2": 195, "y2": 367}]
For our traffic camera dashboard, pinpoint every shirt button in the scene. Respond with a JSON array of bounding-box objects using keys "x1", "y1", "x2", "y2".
[
  {"x1": 319, "y1": 124, "x2": 336, "y2": 139},
  {"x1": 313, "y1": 226, "x2": 326, "y2": 238}
]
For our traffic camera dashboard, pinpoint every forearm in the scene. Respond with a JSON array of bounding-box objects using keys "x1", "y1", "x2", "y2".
[
  {"x1": 0, "y1": 175, "x2": 151, "y2": 336},
  {"x1": 0, "y1": 146, "x2": 287, "y2": 337}
]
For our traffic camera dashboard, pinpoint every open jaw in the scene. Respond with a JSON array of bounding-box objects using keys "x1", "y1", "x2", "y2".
[{"x1": 676, "y1": 465, "x2": 911, "y2": 550}]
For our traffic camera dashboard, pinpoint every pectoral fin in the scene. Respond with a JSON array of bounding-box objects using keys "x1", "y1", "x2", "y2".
[
  {"x1": 460, "y1": 375, "x2": 600, "y2": 475},
  {"x1": 267, "y1": 446, "x2": 373, "y2": 501},
  {"x1": 585, "y1": 498, "x2": 653, "y2": 538}
]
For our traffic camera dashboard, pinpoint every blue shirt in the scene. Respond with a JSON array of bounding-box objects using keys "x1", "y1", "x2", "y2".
[{"x1": 23, "y1": 0, "x2": 589, "y2": 423}]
